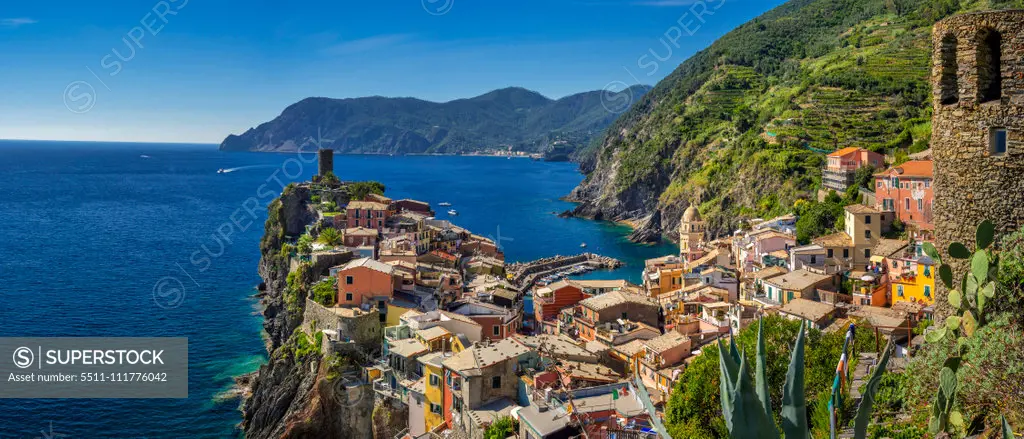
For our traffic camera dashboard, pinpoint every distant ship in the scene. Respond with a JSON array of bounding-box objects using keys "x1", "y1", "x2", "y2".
[
  {"x1": 139, "y1": 155, "x2": 151, "y2": 159},
  {"x1": 438, "y1": 202, "x2": 452, "y2": 207},
  {"x1": 580, "y1": 242, "x2": 587, "y2": 248},
  {"x1": 448, "y1": 209, "x2": 458, "y2": 216},
  {"x1": 217, "y1": 169, "x2": 226, "y2": 174}
]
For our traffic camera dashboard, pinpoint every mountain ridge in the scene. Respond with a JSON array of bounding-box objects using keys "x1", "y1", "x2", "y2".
[
  {"x1": 220, "y1": 85, "x2": 650, "y2": 157},
  {"x1": 570, "y1": 0, "x2": 1022, "y2": 243}
]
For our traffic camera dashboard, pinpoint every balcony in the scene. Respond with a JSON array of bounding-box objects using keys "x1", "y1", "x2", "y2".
[
  {"x1": 822, "y1": 168, "x2": 854, "y2": 192},
  {"x1": 373, "y1": 378, "x2": 403, "y2": 401}
]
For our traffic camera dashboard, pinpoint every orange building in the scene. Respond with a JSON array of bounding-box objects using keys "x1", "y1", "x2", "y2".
[
  {"x1": 335, "y1": 257, "x2": 396, "y2": 308},
  {"x1": 533, "y1": 280, "x2": 591, "y2": 334},
  {"x1": 822, "y1": 147, "x2": 885, "y2": 192},
  {"x1": 874, "y1": 160, "x2": 934, "y2": 233}
]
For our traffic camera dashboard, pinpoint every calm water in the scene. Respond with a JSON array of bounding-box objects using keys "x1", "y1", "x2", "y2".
[{"x1": 0, "y1": 140, "x2": 675, "y2": 437}]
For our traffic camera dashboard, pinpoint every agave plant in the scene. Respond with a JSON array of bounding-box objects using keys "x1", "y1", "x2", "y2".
[{"x1": 718, "y1": 319, "x2": 892, "y2": 439}]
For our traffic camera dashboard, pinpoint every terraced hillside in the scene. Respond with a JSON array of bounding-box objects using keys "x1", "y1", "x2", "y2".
[{"x1": 570, "y1": 0, "x2": 1024, "y2": 241}]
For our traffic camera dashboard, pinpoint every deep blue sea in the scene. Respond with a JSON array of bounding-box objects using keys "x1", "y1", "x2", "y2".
[{"x1": 0, "y1": 140, "x2": 675, "y2": 438}]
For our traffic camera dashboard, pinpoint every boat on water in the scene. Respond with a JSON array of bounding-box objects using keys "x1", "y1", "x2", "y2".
[
  {"x1": 448, "y1": 209, "x2": 458, "y2": 216},
  {"x1": 217, "y1": 168, "x2": 226, "y2": 174},
  {"x1": 580, "y1": 242, "x2": 587, "y2": 248},
  {"x1": 139, "y1": 155, "x2": 151, "y2": 159},
  {"x1": 438, "y1": 202, "x2": 452, "y2": 207}
]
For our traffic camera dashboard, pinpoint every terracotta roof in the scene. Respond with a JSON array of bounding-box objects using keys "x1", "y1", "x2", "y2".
[
  {"x1": 813, "y1": 232, "x2": 854, "y2": 247},
  {"x1": 779, "y1": 298, "x2": 836, "y2": 322},
  {"x1": 876, "y1": 160, "x2": 933, "y2": 178},
  {"x1": 827, "y1": 146, "x2": 863, "y2": 157},
  {"x1": 844, "y1": 204, "x2": 879, "y2": 215},
  {"x1": 428, "y1": 250, "x2": 458, "y2": 262}
]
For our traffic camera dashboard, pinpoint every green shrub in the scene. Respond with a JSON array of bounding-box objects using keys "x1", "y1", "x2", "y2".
[
  {"x1": 484, "y1": 416, "x2": 517, "y2": 439},
  {"x1": 347, "y1": 181, "x2": 385, "y2": 200},
  {"x1": 311, "y1": 278, "x2": 338, "y2": 307}
]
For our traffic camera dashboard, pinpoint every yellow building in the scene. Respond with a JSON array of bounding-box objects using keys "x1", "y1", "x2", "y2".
[
  {"x1": 418, "y1": 352, "x2": 446, "y2": 431},
  {"x1": 386, "y1": 303, "x2": 419, "y2": 327},
  {"x1": 891, "y1": 256, "x2": 936, "y2": 306}
]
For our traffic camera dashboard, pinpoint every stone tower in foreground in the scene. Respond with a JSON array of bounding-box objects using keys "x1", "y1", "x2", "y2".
[{"x1": 932, "y1": 10, "x2": 1024, "y2": 252}]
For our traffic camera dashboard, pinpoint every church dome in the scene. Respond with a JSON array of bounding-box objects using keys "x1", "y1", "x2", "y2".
[{"x1": 682, "y1": 204, "x2": 702, "y2": 222}]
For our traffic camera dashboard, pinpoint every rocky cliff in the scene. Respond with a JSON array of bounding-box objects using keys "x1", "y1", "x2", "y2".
[
  {"x1": 242, "y1": 185, "x2": 374, "y2": 439},
  {"x1": 567, "y1": 0, "x2": 994, "y2": 242}
]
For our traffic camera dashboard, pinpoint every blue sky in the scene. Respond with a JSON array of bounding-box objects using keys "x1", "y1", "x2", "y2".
[{"x1": 0, "y1": 0, "x2": 786, "y2": 143}]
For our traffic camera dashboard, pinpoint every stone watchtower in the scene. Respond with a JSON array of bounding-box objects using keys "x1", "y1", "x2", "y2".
[
  {"x1": 679, "y1": 204, "x2": 706, "y2": 263},
  {"x1": 932, "y1": 10, "x2": 1024, "y2": 249},
  {"x1": 931, "y1": 10, "x2": 1024, "y2": 309},
  {"x1": 317, "y1": 148, "x2": 335, "y2": 178}
]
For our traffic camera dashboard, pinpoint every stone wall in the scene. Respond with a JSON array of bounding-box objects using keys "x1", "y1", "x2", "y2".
[
  {"x1": 931, "y1": 11, "x2": 1024, "y2": 311},
  {"x1": 303, "y1": 299, "x2": 382, "y2": 356}
]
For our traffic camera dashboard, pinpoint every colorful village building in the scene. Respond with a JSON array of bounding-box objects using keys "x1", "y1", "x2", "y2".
[
  {"x1": 873, "y1": 160, "x2": 934, "y2": 238},
  {"x1": 562, "y1": 290, "x2": 661, "y2": 342},
  {"x1": 890, "y1": 255, "x2": 937, "y2": 308},
  {"x1": 346, "y1": 200, "x2": 391, "y2": 230},
  {"x1": 821, "y1": 147, "x2": 885, "y2": 192},
  {"x1": 335, "y1": 257, "x2": 396, "y2": 310}
]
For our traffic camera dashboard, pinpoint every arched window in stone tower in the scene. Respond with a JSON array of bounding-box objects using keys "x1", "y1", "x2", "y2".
[
  {"x1": 976, "y1": 28, "x2": 1002, "y2": 103},
  {"x1": 940, "y1": 33, "x2": 959, "y2": 105}
]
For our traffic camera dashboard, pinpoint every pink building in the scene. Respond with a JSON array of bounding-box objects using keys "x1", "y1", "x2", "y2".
[
  {"x1": 346, "y1": 200, "x2": 390, "y2": 230},
  {"x1": 822, "y1": 147, "x2": 885, "y2": 192},
  {"x1": 873, "y1": 160, "x2": 934, "y2": 233},
  {"x1": 335, "y1": 257, "x2": 396, "y2": 308}
]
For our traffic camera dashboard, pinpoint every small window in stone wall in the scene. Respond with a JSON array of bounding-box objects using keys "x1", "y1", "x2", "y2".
[
  {"x1": 977, "y1": 28, "x2": 1002, "y2": 103},
  {"x1": 990, "y1": 127, "x2": 1008, "y2": 156},
  {"x1": 940, "y1": 33, "x2": 959, "y2": 105}
]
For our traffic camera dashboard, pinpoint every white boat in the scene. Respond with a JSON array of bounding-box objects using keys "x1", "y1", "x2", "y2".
[
  {"x1": 139, "y1": 155, "x2": 151, "y2": 159},
  {"x1": 438, "y1": 202, "x2": 452, "y2": 207},
  {"x1": 448, "y1": 209, "x2": 458, "y2": 216},
  {"x1": 580, "y1": 242, "x2": 587, "y2": 248},
  {"x1": 217, "y1": 168, "x2": 227, "y2": 174}
]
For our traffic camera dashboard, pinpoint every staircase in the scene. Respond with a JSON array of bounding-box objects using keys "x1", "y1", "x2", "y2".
[{"x1": 837, "y1": 352, "x2": 880, "y2": 438}]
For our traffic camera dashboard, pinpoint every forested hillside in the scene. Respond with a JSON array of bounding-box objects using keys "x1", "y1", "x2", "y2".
[
  {"x1": 570, "y1": 0, "x2": 1024, "y2": 242},
  {"x1": 220, "y1": 86, "x2": 648, "y2": 156}
]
